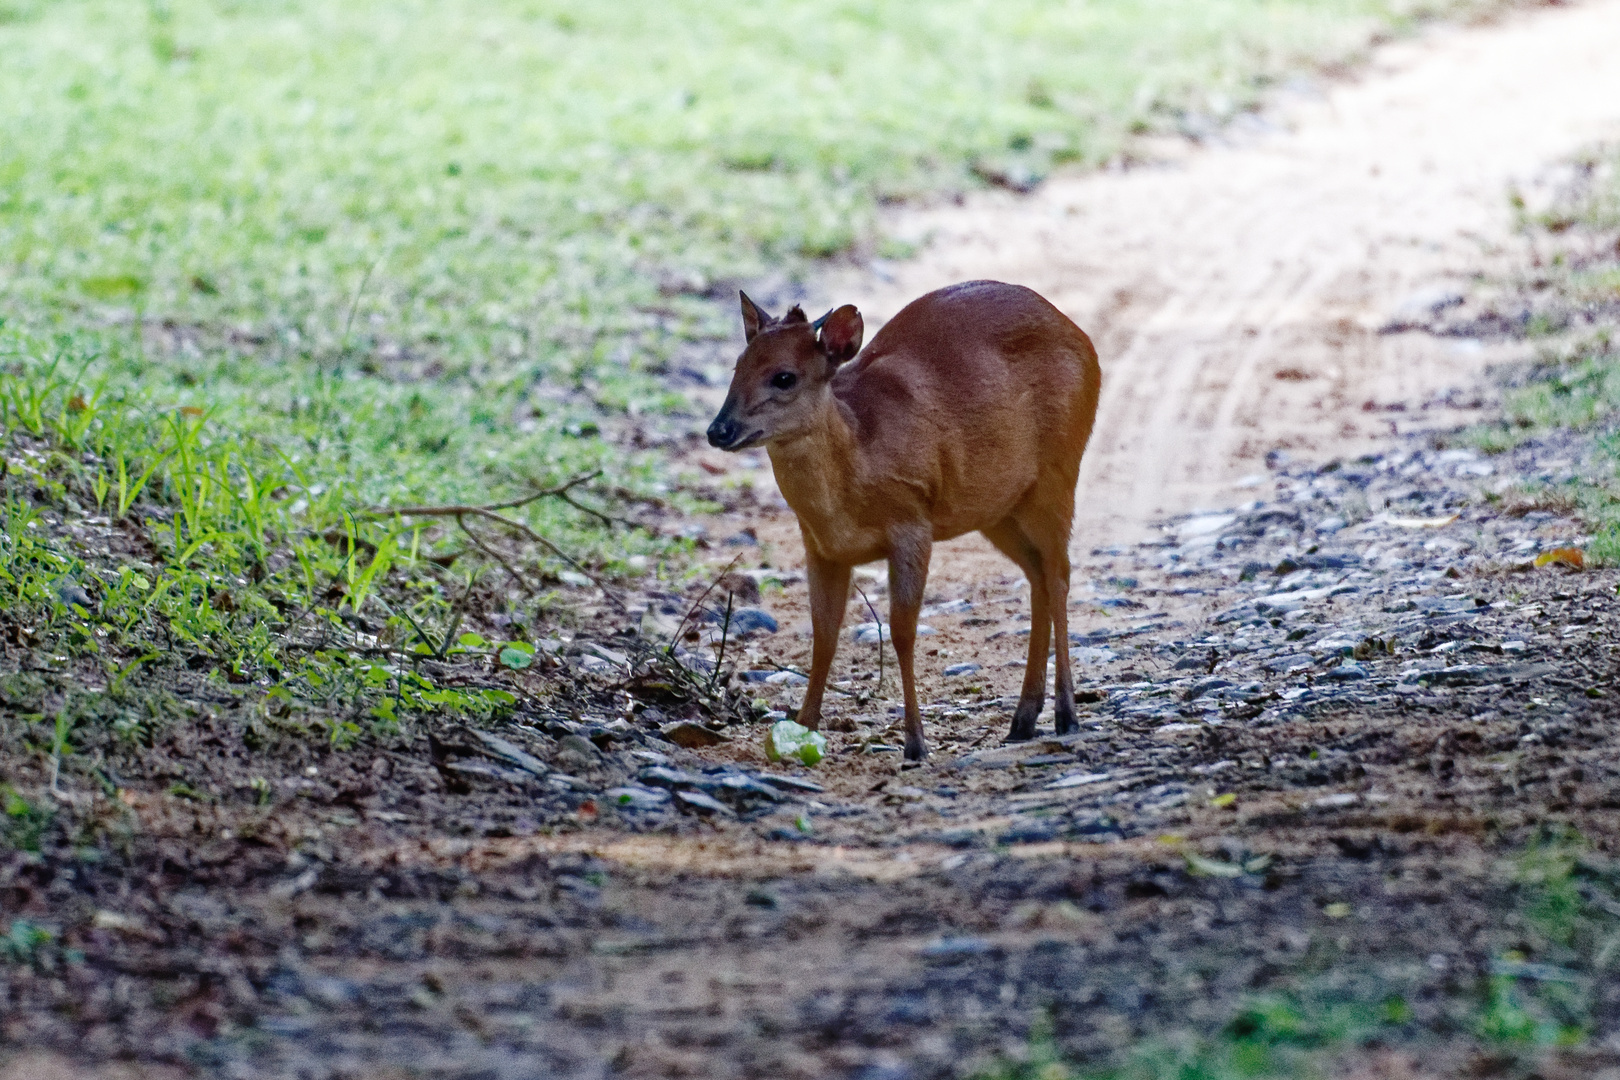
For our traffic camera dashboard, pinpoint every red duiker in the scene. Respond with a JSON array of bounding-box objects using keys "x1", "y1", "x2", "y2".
[{"x1": 707, "y1": 281, "x2": 1101, "y2": 760}]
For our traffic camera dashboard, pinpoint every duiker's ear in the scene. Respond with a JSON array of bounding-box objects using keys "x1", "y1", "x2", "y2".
[
  {"x1": 739, "y1": 291, "x2": 772, "y2": 343},
  {"x1": 814, "y1": 304, "x2": 863, "y2": 365}
]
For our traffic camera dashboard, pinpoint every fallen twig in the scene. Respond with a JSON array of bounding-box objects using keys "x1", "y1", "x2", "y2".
[
  {"x1": 456, "y1": 514, "x2": 539, "y2": 598},
  {"x1": 370, "y1": 471, "x2": 602, "y2": 519},
  {"x1": 854, "y1": 581, "x2": 885, "y2": 694},
  {"x1": 370, "y1": 475, "x2": 627, "y2": 612},
  {"x1": 665, "y1": 554, "x2": 744, "y2": 656}
]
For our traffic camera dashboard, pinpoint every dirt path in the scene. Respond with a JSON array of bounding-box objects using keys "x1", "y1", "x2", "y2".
[{"x1": 795, "y1": 0, "x2": 1620, "y2": 550}]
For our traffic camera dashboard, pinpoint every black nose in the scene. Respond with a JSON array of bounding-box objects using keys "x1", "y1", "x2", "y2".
[{"x1": 707, "y1": 415, "x2": 738, "y2": 449}]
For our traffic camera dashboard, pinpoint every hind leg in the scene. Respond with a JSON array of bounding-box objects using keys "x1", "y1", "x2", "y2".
[
  {"x1": 1011, "y1": 504, "x2": 1077, "y2": 734},
  {"x1": 1011, "y1": 463, "x2": 1079, "y2": 733},
  {"x1": 982, "y1": 519, "x2": 1050, "y2": 742}
]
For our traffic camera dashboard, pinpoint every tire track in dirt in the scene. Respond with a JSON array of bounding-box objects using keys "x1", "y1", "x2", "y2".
[{"x1": 799, "y1": 0, "x2": 1620, "y2": 550}]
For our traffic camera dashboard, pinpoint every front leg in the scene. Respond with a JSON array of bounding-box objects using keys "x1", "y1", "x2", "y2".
[
  {"x1": 797, "y1": 551, "x2": 851, "y2": 732},
  {"x1": 887, "y1": 528, "x2": 932, "y2": 761}
]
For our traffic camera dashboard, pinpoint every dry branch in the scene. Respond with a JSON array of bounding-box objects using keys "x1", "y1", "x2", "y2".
[{"x1": 365, "y1": 471, "x2": 627, "y2": 610}]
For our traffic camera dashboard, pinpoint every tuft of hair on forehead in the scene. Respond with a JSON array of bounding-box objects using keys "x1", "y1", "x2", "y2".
[{"x1": 781, "y1": 305, "x2": 808, "y2": 324}]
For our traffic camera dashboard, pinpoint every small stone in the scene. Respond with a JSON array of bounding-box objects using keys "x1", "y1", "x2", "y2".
[
  {"x1": 660, "y1": 721, "x2": 731, "y2": 748},
  {"x1": 852, "y1": 621, "x2": 937, "y2": 644},
  {"x1": 724, "y1": 607, "x2": 778, "y2": 635},
  {"x1": 765, "y1": 670, "x2": 809, "y2": 685},
  {"x1": 1315, "y1": 516, "x2": 1347, "y2": 534},
  {"x1": 943, "y1": 662, "x2": 982, "y2": 677},
  {"x1": 754, "y1": 772, "x2": 826, "y2": 793},
  {"x1": 582, "y1": 642, "x2": 629, "y2": 666},
  {"x1": 920, "y1": 936, "x2": 993, "y2": 957},
  {"x1": 673, "y1": 789, "x2": 733, "y2": 816},
  {"x1": 1189, "y1": 678, "x2": 1233, "y2": 698},
  {"x1": 1325, "y1": 661, "x2": 1369, "y2": 681},
  {"x1": 471, "y1": 731, "x2": 549, "y2": 777},
  {"x1": 558, "y1": 734, "x2": 600, "y2": 766},
  {"x1": 1046, "y1": 771, "x2": 1111, "y2": 790},
  {"x1": 56, "y1": 580, "x2": 94, "y2": 610},
  {"x1": 711, "y1": 773, "x2": 784, "y2": 804},
  {"x1": 606, "y1": 785, "x2": 671, "y2": 810},
  {"x1": 638, "y1": 765, "x2": 700, "y2": 789}
]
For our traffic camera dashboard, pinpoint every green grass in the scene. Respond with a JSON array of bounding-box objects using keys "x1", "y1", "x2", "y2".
[
  {"x1": 1463, "y1": 149, "x2": 1620, "y2": 561},
  {"x1": 3, "y1": 0, "x2": 1488, "y2": 379},
  {"x1": 0, "y1": 0, "x2": 1503, "y2": 750},
  {"x1": 0, "y1": 326, "x2": 683, "y2": 749}
]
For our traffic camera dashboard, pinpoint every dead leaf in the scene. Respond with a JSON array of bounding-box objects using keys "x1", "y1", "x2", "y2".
[
  {"x1": 1183, "y1": 851, "x2": 1244, "y2": 878},
  {"x1": 1534, "y1": 547, "x2": 1584, "y2": 570}
]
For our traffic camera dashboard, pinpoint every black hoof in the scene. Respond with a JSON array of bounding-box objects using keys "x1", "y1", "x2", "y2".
[
  {"x1": 904, "y1": 733, "x2": 928, "y2": 761},
  {"x1": 1054, "y1": 702, "x2": 1078, "y2": 735},
  {"x1": 1008, "y1": 700, "x2": 1041, "y2": 742}
]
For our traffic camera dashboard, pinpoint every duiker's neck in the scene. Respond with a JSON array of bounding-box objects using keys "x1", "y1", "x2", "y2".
[{"x1": 766, "y1": 392, "x2": 861, "y2": 526}]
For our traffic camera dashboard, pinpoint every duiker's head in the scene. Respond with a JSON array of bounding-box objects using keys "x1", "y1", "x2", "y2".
[{"x1": 706, "y1": 292, "x2": 863, "y2": 451}]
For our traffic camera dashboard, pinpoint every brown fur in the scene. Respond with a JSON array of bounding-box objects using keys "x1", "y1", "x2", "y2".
[{"x1": 707, "y1": 281, "x2": 1101, "y2": 759}]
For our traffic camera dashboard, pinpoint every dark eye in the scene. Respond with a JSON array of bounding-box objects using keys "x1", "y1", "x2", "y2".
[{"x1": 770, "y1": 371, "x2": 797, "y2": 390}]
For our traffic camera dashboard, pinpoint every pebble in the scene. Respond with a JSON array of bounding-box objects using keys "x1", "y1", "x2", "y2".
[
  {"x1": 660, "y1": 721, "x2": 731, "y2": 748},
  {"x1": 606, "y1": 786, "x2": 672, "y2": 810},
  {"x1": 755, "y1": 772, "x2": 826, "y2": 794},
  {"x1": 711, "y1": 773, "x2": 784, "y2": 804},
  {"x1": 852, "y1": 622, "x2": 937, "y2": 644},
  {"x1": 1324, "y1": 662, "x2": 1369, "y2": 681},
  {"x1": 56, "y1": 580, "x2": 95, "y2": 609},
  {"x1": 765, "y1": 670, "x2": 809, "y2": 685},
  {"x1": 943, "y1": 662, "x2": 982, "y2": 677},
  {"x1": 557, "y1": 734, "x2": 600, "y2": 767},
  {"x1": 723, "y1": 607, "x2": 778, "y2": 635},
  {"x1": 638, "y1": 766, "x2": 700, "y2": 789},
  {"x1": 920, "y1": 936, "x2": 994, "y2": 957},
  {"x1": 673, "y1": 789, "x2": 733, "y2": 816},
  {"x1": 1047, "y1": 771, "x2": 1111, "y2": 790}
]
